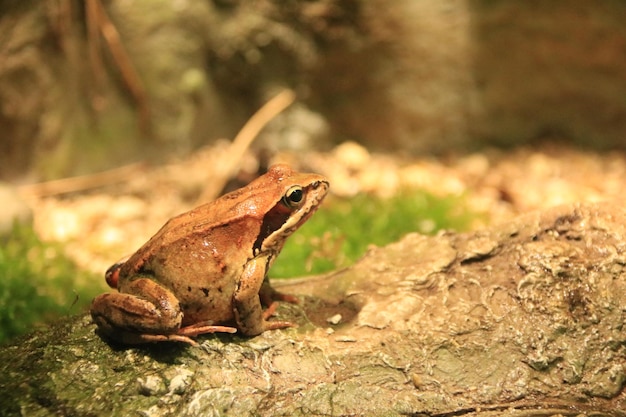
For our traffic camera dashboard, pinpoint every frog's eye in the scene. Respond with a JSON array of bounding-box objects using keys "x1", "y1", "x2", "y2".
[{"x1": 282, "y1": 186, "x2": 304, "y2": 208}]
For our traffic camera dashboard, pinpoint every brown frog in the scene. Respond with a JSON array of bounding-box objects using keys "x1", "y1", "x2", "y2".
[{"x1": 90, "y1": 164, "x2": 329, "y2": 345}]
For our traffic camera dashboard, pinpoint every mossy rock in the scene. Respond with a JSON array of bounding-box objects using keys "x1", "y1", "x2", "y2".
[{"x1": 1, "y1": 203, "x2": 625, "y2": 416}]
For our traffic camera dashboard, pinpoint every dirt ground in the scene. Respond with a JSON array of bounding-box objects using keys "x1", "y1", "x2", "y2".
[{"x1": 20, "y1": 141, "x2": 626, "y2": 282}]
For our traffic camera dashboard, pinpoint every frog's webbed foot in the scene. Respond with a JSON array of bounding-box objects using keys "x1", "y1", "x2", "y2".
[
  {"x1": 259, "y1": 284, "x2": 298, "y2": 329},
  {"x1": 261, "y1": 301, "x2": 297, "y2": 330}
]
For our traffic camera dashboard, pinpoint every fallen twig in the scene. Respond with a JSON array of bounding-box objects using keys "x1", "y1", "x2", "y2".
[
  {"x1": 17, "y1": 162, "x2": 147, "y2": 198},
  {"x1": 196, "y1": 89, "x2": 296, "y2": 203}
]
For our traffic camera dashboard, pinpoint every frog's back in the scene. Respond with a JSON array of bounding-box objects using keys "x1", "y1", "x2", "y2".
[
  {"x1": 123, "y1": 199, "x2": 263, "y2": 274},
  {"x1": 118, "y1": 163, "x2": 308, "y2": 283}
]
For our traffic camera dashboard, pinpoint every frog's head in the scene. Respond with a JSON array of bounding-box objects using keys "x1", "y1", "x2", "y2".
[{"x1": 251, "y1": 164, "x2": 329, "y2": 256}]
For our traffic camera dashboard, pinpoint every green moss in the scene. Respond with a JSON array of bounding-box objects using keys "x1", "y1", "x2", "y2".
[
  {"x1": 270, "y1": 190, "x2": 479, "y2": 278},
  {"x1": 0, "y1": 224, "x2": 101, "y2": 344}
]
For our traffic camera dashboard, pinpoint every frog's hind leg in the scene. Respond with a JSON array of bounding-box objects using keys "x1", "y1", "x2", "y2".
[{"x1": 90, "y1": 277, "x2": 184, "y2": 344}]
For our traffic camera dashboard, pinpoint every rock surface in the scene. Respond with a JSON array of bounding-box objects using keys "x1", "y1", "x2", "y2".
[{"x1": 1, "y1": 202, "x2": 625, "y2": 416}]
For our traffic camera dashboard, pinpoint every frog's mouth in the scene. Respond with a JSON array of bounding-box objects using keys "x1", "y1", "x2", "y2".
[{"x1": 253, "y1": 180, "x2": 328, "y2": 256}]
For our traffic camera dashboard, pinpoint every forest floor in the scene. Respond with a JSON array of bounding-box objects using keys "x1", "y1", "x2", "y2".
[{"x1": 22, "y1": 140, "x2": 626, "y2": 286}]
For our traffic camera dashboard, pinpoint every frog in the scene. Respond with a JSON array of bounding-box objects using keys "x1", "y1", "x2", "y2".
[{"x1": 90, "y1": 164, "x2": 329, "y2": 345}]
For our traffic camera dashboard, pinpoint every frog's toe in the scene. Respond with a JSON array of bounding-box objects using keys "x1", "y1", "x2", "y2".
[
  {"x1": 274, "y1": 291, "x2": 299, "y2": 304},
  {"x1": 262, "y1": 301, "x2": 280, "y2": 320},
  {"x1": 162, "y1": 334, "x2": 199, "y2": 346},
  {"x1": 263, "y1": 320, "x2": 296, "y2": 331},
  {"x1": 177, "y1": 322, "x2": 237, "y2": 337},
  {"x1": 94, "y1": 328, "x2": 199, "y2": 346},
  {"x1": 260, "y1": 288, "x2": 299, "y2": 307},
  {"x1": 126, "y1": 333, "x2": 200, "y2": 345}
]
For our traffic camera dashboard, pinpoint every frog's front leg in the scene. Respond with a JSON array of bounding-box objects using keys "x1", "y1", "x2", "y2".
[
  {"x1": 91, "y1": 278, "x2": 235, "y2": 345},
  {"x1": 233, "y1": 255, "x2": 295, "y2": 336}
]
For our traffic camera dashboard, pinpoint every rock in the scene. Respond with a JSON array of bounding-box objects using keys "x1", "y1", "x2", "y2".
[{"x1": 0, "y1": 202, "x2": 624, "y2": 416}]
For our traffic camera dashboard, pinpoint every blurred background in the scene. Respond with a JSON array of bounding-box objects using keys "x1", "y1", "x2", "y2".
[
  {"x1": 2, "y1": 0, "x2": 626, "y2": 343},
  {"x1": 3, "y1": 0, "x2": 626, "y2": 180}
]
